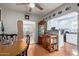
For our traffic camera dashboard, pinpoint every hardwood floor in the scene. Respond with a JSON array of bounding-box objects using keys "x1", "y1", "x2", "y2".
[{"x1": 27, "y1": 43, "x2": 77, "y2": 56}]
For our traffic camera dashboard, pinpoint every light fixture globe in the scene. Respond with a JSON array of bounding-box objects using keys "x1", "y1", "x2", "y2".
[{"x1": 29, "y1": 3, "x2": 35, "y2": 8}]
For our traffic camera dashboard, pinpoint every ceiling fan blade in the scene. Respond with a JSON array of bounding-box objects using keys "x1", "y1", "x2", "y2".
[
  {"x1": 29, "y1": 8, "x2": 32, "y2": 12},
  {"x1": 16, "y1": 3, "x2": 29, "y2": 5},
  {"x1": 35, "y1": 3, "x2": 43, "y2": 10}
]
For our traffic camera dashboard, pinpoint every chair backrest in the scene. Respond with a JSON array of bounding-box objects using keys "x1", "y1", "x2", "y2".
[{"x1": 26, "y1": 35, "x2": 30, "y2": 51}]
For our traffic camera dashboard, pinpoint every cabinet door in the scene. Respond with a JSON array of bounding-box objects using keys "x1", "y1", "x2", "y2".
[
  {"x1": 38, "y1": 25, "x2": 45, "y2": 36},
  {"x1": 38, "y1": 37, "x2": 42, "y2": 44},
  {"x1": 17, "y1": 20, "x2": 23, "y2": 39}
]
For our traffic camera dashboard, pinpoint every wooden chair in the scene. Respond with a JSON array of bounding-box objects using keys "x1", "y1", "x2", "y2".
[
  {"x1": 16, "y1": 35, "x2": 30, "y2": 56},
  {"x1": 16, "y1": 20, "x2": 30, "y2": 56}
]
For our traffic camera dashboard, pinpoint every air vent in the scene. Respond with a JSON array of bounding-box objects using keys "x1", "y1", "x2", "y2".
[
  {"x1": 53, "y1": 13, "x2": 56, "y2": 17},
  {"x1": 58, "y1": 11, "x2": 62, "y2": 14},
  {"x1": 65, "y1": 6, "x2": 71, "y2": 11}
]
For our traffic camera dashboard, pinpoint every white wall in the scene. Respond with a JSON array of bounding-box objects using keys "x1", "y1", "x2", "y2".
[
  {"x1": 1, "y1": 8, "x2": 25, "y2": 34},
  {"x1": 0, "y1": 7, "x2": 42, "y2": 44},
  {"x1": 29, "y1": 14, "x2": 42, "y2": 43},
  {"x1": 23, "y1": 14, "x2": 42, "y2": 44}
]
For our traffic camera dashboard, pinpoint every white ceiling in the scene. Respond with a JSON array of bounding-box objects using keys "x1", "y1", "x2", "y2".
[{"x1": 0, "y1": 3, "x2": 63, "y2": 16}]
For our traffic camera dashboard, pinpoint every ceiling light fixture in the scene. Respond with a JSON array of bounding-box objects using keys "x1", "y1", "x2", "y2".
[{"x1": 29, "y1": 3, "x2": 35, "y2": 8}]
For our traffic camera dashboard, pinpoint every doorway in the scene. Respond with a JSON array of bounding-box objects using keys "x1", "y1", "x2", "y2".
[{"x1": 23, "y1": 20, "x2": 36, "y2": 44}]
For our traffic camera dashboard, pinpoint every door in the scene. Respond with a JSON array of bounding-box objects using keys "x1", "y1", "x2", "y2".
[{"x1": 23, "y1": 20, "x2": 36, "y2": 44}]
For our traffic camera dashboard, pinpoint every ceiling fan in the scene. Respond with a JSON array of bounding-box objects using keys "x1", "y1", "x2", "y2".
[{"x1": 16, "y1": 3, "x2": 43, "y2": 12}]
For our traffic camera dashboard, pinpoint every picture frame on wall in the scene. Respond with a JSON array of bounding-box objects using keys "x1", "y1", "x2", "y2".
[{"x1": 25, "y1": 15, "x2": 29, "y2": 20}]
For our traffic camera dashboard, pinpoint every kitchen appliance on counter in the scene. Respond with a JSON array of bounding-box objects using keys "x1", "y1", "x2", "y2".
[{"x1": 46, "y1": 27, "x2": 58, "y2": 35}]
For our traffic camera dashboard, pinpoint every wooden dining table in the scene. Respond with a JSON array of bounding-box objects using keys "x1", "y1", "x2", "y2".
[{"x1": 0, "y1": 37, "x2": 27, "y2": 56}]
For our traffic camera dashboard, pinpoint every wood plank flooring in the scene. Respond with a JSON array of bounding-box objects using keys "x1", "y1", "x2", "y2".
[{"x1": 27, "y1": 43, "x2": 77, "y2": 56}]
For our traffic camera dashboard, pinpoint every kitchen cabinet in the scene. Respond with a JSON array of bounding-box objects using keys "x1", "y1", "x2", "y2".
[{"x1": 44, "y1": 34, "x2": 58, "y2": 52}]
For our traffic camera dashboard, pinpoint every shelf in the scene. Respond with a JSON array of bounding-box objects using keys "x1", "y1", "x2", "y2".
[
  {"x1": 51, "y1": 43, "x2": 57, "y2": 45},
  {"x1": 50, "y1": 36, "x2": 57, "y2": 37},
  {"x1": 38, "y1": 30, "x2": 58, "y2": 52}
]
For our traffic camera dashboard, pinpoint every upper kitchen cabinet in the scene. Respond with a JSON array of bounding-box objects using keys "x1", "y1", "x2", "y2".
[{"x1": 47, "y1": 12, "x2": 78, "y2": 32}]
